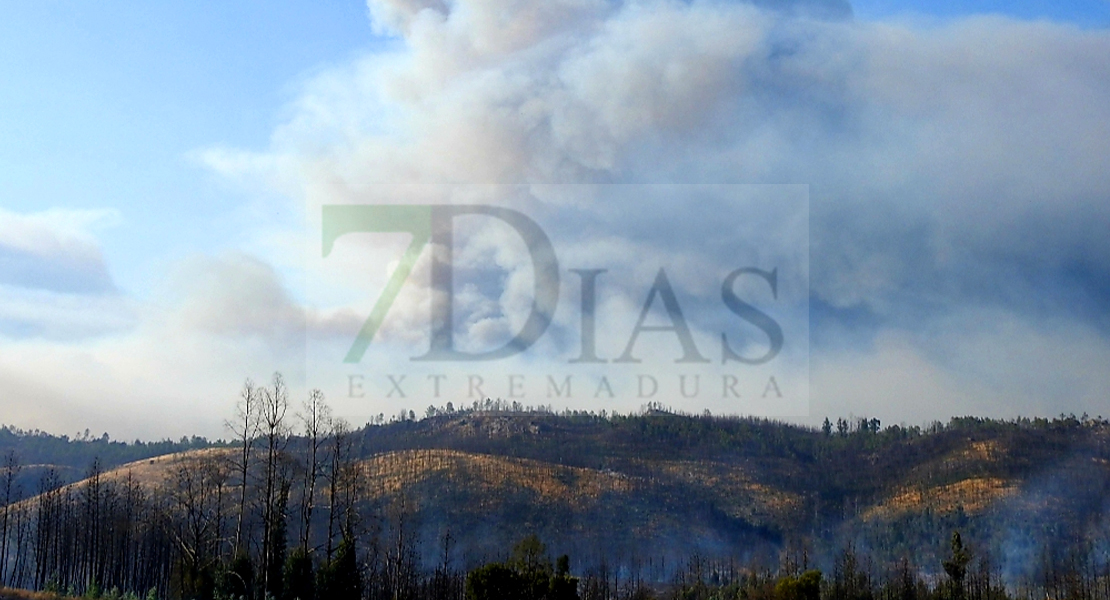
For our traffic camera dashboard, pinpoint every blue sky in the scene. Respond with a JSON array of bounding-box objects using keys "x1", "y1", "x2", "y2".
[
  {"x1": 1, "y1": 2, "x2": 386, "y2": 294},
  {"x1": 853, "y1": 0, "x2": 1109, "y2": 24},
  {"x1": 2, "y1": 0, "x2": 1105, "y2": 294},
  {"x1": 2, "y1": 0, "x2": 1109, "y2": 439}
]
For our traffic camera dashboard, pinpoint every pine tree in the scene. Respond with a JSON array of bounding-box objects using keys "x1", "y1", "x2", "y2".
[
  {"x1": 317, "y1": 538, "x2": 360, "y2": 600},
  {"x1": 283, "y1": 548, "x2": 314, "y2": 600},
  {"x1": 943, "y1": 531, "x2": 971, "y2": 600}
]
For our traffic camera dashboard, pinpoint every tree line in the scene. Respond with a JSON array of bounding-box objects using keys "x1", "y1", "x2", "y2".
[{"x1": 0, "y1": 378, "x2": 1108, "y2": 600}]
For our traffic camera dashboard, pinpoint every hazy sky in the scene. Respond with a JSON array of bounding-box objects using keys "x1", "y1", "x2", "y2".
[{"x1": 2, "y1": 0, "x2": 1109, "y2": 440}]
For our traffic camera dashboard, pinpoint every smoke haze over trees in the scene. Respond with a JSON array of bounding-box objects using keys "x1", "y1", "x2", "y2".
[{"x1": 1, "y1": 376, "x2": 1109, "y2": 599}]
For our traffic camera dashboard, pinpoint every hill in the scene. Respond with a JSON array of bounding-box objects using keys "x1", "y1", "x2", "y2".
[
  {"x1": 0, "y1": 425, "x2": 221, "y2": 497},
  {"x1": 11, "y1": 411, "x2": 1108, "y2": 583},
  {"x1": 344, "y1": 412, "x2": 1110, "y2": 577}
]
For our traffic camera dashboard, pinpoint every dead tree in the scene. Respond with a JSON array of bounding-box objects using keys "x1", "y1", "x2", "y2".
[
  {"x1": 226, "y1": 378, "x2": 260, "y2": 556},
  {"x1": 163, "y1": 453, "x2": 227, "y2": 599},
  {"x1": 299, "y1": 388, "x2": 331, "y2": 554},
  {"x1": 1, "y1": 450, "x2": 21, "y2": 585},
  {"x1": 324, "y1": 418, "x2": 358, "y2": 560},
  {"x1": 260, "y1": 372, "x2": 290, "y2": 597}
]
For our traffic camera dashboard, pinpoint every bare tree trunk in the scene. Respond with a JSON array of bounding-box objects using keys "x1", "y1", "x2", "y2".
[
  {"x1": 299, "y1": 388, "x2": 331, "y2": 554},
  {"x1": 1, "y1": 450, "x2": 21, "y2": 585},
  {"x1": 325, "y1": 418, "x2": 352, "y2": 561},
  {"x1": 226, "y1": 378, "x2": 260, "y2": 556},
  {"x1": 261, "y1": 372, "x2": 289, "y2": 598},
  {"x1": 82, "y1": 458, "x2": 102, "y2": 591}
]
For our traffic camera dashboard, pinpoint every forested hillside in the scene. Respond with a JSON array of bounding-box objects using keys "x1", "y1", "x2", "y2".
[
  {"x1": 0, "y1": 426, "x2": 220, "y2": 499},
  {"x1": 1, "y1": 380, "x2": 1108, "y2": 600}
]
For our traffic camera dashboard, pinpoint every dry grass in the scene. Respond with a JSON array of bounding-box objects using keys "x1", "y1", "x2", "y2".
[
  {"x1": 959, "y1": 440, "x2": 1004, "y2": 463},
  {"x1": 14, "y1": 439, "x2": 1026, "y2": 531},
  {"x1": 354, "y1": 451, "x2": 804, "y2": 525},
  {"x1": 359, "y1": 449, "x2": 637, "y2": 509},
  {"x1": 99, "y1": 447, "x2": 236, "y2": 488},
  {"x1": 0, "y1": 587, "x2": 67, "y2": 600},
  {"x1": 925, "y1": 438, "x2": 1009, "y2": 476},
  {"x1": 649, "y1": 460, "x2": 803, "y2": 525},
  {"x1": 894, "y1": 437, "x2": 1012, "y2": 500},
  {"x1": 14, "y1": 446, "x2": 806, "y2": 526},
  {"x1": 11, "y1": 447, "x2": 236, "y2": 512},
  {"x1": 863, "y1": 476, "x2": 1016, "y2": 521}
]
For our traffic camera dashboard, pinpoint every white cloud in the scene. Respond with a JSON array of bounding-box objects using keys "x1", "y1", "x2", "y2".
[
  {"x1": 8, "y1": 0, "x2": 1110, "y2": 438},
  {"x1": 0, "y1": 249, "x2": 368, "y2": 439},
  {"x1": 810, "y1": 312, "x2": 1110, "y2": 425},
  {"x1": 0, "y1": 207, "x2": 136, "y2": 341},
  {"x1": 0, "y1": 286, "x2": 136, "y2": 340},
  {"x1": 0, "y1": 207, "x2": 121, "y2": 294},
  {"x1": 210, "y1": 0, "x2": 1106, "y2": 422}
]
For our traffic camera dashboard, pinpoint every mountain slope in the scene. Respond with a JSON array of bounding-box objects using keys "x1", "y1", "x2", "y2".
[{"x1": 12, "y1": 413, "x2": 1110, "y2": 575}]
